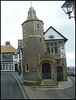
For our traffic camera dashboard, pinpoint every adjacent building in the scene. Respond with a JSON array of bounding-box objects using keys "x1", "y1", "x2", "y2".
[
  {"x1": 17, "y1": 40, "x2": 23, "y2": 74},
  {"x1": 1, "y1": 41, "x2": 19, "y2": 71}
]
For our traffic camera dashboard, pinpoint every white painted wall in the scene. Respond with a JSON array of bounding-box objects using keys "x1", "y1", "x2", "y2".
[
  {"x1": 60, "y1": 41, "x2": 66, "y2": 58},
  {"x1": 44, "y1": 28, "x2": 64, "y2": 40},
  {"x1": 13, "y1": 54, "x2": 19, "y2": 71}
]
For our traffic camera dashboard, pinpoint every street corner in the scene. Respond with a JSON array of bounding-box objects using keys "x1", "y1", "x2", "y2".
[{"x1": 58, "y1": 76, "x2": 73, "y2": 90}]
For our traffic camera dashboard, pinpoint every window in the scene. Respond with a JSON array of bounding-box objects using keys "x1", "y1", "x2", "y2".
[
  {"x1": 47, "y1": 43, "x2": 49, "y2": 46},
  {"x1": 25, "y1": 41, "x2": 26, "y2": 45},
  {"x1": 54, "y1": 42, "x2": 57, "y2": 46},
  {"x1": 25, "y1": 63, "x2": 29, "y2": 72},
  {"x1": 26, "y1": 64, "x2": 28, "y2": 71},
  {"x1": 47, "y1": 47, "x2": 50, "y2": 53},
  {"x1": 51, "y1": 48, "x2": 53, "y2": 53},
  {"x1": 54, "y1": 47, "x2": 58, "y2": 53},
  {"x1": 24, "y1": 41, "x2": 27, "y2": 47},
  {"x1": 3, "y1": 64, "x2": 5, "y2": 70},
  {"x1": 50, "y1": 42, "x2": 53, "y2": 46},
  {"x1": 37, "y1": 24, "x2": 39, "y2": 28},
  {"x1": 46, "y1": 42, "x2": 58, "y2": 54},
  {"x1": 15, "y1": 55, "x2": 17, "y2": 59},
  {"x1": 40, "y1": 38, "x2": 41, "y2": 43},
  {"x1": 6, "y1": 64, "x2": 8, "y2": 70}
]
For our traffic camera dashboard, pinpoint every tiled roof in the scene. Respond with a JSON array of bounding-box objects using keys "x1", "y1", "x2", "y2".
[{"x1": 1, "y1": 45, "x2": 17, "y2": 54}]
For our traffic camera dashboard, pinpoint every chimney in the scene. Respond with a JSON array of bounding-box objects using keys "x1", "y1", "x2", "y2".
[{"x1": 5, "y1": 41, "x2": 10, "y2": 45}]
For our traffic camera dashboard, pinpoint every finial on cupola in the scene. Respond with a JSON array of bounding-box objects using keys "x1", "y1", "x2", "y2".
[{"x1": 30, "y1": 2, "x2": 32, "y2": 7}]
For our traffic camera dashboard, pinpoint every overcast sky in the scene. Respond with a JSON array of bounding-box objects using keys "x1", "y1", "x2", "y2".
[{"x1": 1, "y1": 1, "x2": 75, "y2": 67}]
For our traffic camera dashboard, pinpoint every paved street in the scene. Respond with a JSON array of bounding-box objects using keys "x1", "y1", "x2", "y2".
[
  {"x1": 1, "y1": 72, "x2": 75, "y2": 99},
  {"x1": 23, "y1": 76, "x2": 75, "y2": 99},
  {"x1": 1, "y1": 72, "x2": 26, "y2": 99},
  {"x1": 44, "y1": 76, "x2": 75, "y2": 99}
]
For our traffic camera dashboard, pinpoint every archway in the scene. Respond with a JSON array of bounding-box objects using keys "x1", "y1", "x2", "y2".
[{"x1": 42, "y1": 63, "x2": 51, "y2": 79}]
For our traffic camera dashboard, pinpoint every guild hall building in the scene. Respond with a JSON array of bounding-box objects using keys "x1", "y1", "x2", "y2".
[{"x1": 18, "y1": 5, "x2": 68, "y2": 84}]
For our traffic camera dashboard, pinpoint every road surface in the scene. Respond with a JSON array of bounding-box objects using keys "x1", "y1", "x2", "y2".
[{"x1": 1, "y1": 72, "x2": 25, "y2": 99}]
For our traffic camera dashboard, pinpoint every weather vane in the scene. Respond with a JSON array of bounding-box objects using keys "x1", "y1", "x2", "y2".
[{"x1": 30, "y1": 2, "x2": 32, "y2": 7}]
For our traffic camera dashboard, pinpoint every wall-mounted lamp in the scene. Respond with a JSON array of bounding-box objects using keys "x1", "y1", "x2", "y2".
[{"x1": 61, "y1": 1, "x2": 75, "y2": 19}]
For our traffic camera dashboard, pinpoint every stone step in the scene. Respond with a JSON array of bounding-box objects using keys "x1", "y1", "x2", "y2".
[
  {"x1": 41, "y1": 80, "x2": 57, "y2": 84},
  {"x1": 43, "y1": 81, "x2": 55, "y2": 84},
  {"x1": 41, "y1": 84, "x2": 58, "y2": 86},
  {"x1": 40, "y1": 85, "x2": 58, "y2": 88},
  {"x1": 40, "y1": 79, "x2": 58, "y2": 88}
]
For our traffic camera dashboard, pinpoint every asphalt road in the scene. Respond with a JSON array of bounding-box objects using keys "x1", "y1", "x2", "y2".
[
  {"x1": 44, "y1": 76, "x2": 75, "y2": 99},
  {"x1": 1, "y1": 72, "x2": 75, "y2": 99},
  {"x1": 1, "y1": 72, "x2": 24, "y2": 99}
]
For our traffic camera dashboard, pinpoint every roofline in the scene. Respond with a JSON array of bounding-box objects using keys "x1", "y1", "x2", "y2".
[
  {"x1": 44, "y1": 26, "x2": 68, "y2": 42},
  {"x1": 1, "y1": 45, "x2": 16, "y2": 49},
  {"x1": 21, "y1": 19, "x2": 44, "y2": 25},
  {"x1": 1, "y1": 52, "x2": 14, "y2": 53}
]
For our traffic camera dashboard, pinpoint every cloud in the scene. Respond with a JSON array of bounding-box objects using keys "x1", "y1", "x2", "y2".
[
  {"x1": 66, "y1": 52, "x2": 75, "y2": 66},
  {"x1": 66, "y1": 52, "x2": 75, "y2": 60}
]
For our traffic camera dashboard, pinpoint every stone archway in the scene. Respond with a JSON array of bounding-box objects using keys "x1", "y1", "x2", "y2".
[{"x1": 42, "y1": 63, "x2": 51, "y2": 79}]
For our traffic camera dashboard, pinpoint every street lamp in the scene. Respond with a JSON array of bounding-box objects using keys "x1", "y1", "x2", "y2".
[{"x1": 61, "y1": 1, "x2": 75, "y2": 19}]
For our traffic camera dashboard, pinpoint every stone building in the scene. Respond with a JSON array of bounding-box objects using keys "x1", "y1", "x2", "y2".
[{"x1": 21, "y1": 6, "x2": 68, "y2": 85}]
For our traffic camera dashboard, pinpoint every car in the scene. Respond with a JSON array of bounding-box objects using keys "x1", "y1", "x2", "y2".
[{"x1": 67, "y1": 66, "x2": 75, "y2": 76}]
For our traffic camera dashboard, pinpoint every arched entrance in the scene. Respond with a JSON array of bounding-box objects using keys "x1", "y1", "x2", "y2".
[{"x1": 42, "y1": 63, "x2": 51, "y2": 79}]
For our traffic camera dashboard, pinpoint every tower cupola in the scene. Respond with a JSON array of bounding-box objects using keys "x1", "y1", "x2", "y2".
[{"x1": 27, "y1": 5, "x2": 38, "y2": 20}]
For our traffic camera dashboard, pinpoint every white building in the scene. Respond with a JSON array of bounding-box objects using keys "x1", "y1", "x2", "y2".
[{"x1": 1, "y1": 41, "x2": 19, "y2": 71}]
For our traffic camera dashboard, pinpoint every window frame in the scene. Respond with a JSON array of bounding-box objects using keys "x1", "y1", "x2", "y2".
[{"x1": 46, "y1": 41, "x2": 58, "y2": 54}]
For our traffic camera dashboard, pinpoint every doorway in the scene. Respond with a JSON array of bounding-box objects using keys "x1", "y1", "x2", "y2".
[
  {"x1": 15, "y1": 64, "x2": 18, "y2": 71},
  {"x1": 57, "y1": 67, "x2": 63, "y2": 81},
  {"x1": 42, "y1": 63, "x2": 51, "y2": 79}
]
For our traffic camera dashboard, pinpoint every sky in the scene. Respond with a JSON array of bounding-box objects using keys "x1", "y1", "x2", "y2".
[{"x1": 1, "y1": 1, "x2": 75, "y2": 67}]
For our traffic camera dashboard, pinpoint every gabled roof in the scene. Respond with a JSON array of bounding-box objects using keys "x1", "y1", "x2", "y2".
[
  {"x1": 44, "y1": 26, "x2": 68, "y2": 42},
  {"x1": 1, "y1": 45, "x2": 17, "y2": 54}
]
